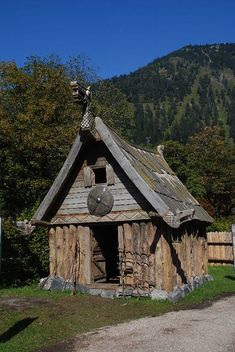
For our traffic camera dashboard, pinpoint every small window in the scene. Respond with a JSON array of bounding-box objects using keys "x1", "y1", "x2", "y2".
[{"x1": 94, "y1": 168, "x2": 107, "y2": 184}]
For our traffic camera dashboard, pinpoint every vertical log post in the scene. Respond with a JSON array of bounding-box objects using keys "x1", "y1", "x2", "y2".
[
  {"x1": 154, "y1": 232, "x2": 163, "y2": 290},
  {"x1": 49, "y1": 227, "x2": 56, "y2": 276},
  {"x1": 56, "y1": 226, "x2": 64, "y2": 277},
  {"x1": 63, "y1": 226, "x2": 70, "y2": 281},
  {"x1": 78, "y1": 226, "x2": 92, "y2": 284},
  {"x1": 161, "y1": 233, "x2": 173, "y2": 292},
  {"x1": 146, "y1": 222, "x2": 156, "y2": 288},
  {"x1": 118, "y1": 225, "x2": 124, "y2": 286},
  {"x1": 132, "y1": 222, "x2": 141, "y2": 290},
  {"x1": 123, "y1": 223, "x2": 134, "y2": 287},
  {"x1": 69, "y1": 225, "x2": 79, "y2": 285}
]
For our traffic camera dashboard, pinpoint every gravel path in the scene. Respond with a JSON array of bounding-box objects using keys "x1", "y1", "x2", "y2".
[{"x1": 74, "y1": 296, "x2": 235, "y2": 352}]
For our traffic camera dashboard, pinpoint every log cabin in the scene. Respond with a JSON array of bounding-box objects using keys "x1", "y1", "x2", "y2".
[{"x1": 32, "y1": 108, "x2": 213, "y2": 294}]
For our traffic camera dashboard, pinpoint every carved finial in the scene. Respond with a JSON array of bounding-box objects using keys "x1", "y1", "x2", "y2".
[
  {"x1": 70, "y1": 81, "x2": 92, "y2": 114},
  {"x1": 71, "y1": 81, "x2": 95, "y2": 141},
  {"x1": 157, "y1": 145, "x2": 165, "y2": 156}
]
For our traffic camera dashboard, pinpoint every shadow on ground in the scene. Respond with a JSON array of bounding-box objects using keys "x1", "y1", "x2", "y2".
[
  {"x1": 225, "y1": 275, "x2": 235, "y2": 281},
  {"x1": 0, "y1": 317, "x2": 38, "y2": 343}
]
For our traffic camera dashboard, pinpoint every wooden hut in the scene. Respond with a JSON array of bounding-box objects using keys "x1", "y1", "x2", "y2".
[{"x1": 32, "y1": 114, "x2": 213, "y2": 293}]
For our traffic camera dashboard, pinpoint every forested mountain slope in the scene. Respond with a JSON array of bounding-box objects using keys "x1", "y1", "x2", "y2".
[{"x1": 111, "y1": 44, "x2": 235, "y2": 144}]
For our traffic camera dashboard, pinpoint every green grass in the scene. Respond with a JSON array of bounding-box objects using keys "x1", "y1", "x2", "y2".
[
  {"x1": 0, "y1": 266, "x2": 234, "y2": 352},
  {"x1": 178, "y1": 266, "x2": 235, "y2": 306}
]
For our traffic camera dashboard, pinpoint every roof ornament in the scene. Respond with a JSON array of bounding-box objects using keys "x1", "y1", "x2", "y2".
[
  {"x1": 157, "y1": 145, "x2": 165, "y2": 156},
  {"x1": 70, "y1": 81, "x2": 92, "y2": 113},
  {"x1": 70, "y1": 81, "x2": 96, "y2": 140}
]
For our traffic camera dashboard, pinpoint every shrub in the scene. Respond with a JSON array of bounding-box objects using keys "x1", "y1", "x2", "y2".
[
  {"x1": 1, "y1": 215, "x2": 49, "y2": 287},
  {"x1": 207, "y1": 217, "x2": 234, "y2": 232}
]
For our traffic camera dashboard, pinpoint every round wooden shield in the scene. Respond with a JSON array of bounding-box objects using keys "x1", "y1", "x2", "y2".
[{"x1": 87, "y1": 185, "x2": 114, "y2": 216}]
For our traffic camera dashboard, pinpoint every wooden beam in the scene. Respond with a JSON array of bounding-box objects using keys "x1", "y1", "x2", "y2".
[
  {"x1": 31, "y1": 219, "x2": 51, "y2": 227},
  {"x1": 32, "y1": 134, "x2": 83, "y2": 221},
  {"x1": 95, "y1": 117, "x2": 170, "y2": 219}
]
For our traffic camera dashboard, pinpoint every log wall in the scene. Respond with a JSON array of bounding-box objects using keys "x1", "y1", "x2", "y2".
[
  {"x1": 48, "y1": 221, "x2": 208, "y2": 292},
  {"x1": 49, "y1": 225, "x2": 92, "y2": 285},
  {"x1": 118, "y1": 221, "x2": 208, "y2": 292}
]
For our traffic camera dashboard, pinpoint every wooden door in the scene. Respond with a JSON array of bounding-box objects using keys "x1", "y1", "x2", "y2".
[
  {"x1": 92, "y1": 229, "x2": 107, "y2": 282},
  {"x1": 91, "y1": 225, "x2": 119, "y2": 283}
]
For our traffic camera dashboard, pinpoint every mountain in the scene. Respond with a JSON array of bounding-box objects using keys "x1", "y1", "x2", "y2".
[{"x1": 110, "y1": 43, "x2": 235, "y2": 145}]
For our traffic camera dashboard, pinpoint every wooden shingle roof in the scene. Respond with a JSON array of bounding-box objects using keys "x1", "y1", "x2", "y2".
[{"x1": 32, "y1": 117, "x2": 213, "y2": 228}]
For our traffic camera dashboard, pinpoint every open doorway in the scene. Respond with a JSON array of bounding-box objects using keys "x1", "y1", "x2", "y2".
[{"x1": 91, "y1": 225, "x2": 119, "y2": 283}]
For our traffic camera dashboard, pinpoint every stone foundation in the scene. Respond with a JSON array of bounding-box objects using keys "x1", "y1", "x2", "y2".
[{"x1": 40, "y1": 274, "x2": 213, "y2": 302}]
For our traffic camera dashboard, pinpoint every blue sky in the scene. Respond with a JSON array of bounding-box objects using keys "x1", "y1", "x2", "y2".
[{"x1": 0, "y1": 0, "x2": 234, "y2": 78}]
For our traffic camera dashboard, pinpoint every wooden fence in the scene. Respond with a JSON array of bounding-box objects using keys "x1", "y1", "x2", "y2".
[{"x1": 207, "y1": 232, "x2": 234, "y2": 265}]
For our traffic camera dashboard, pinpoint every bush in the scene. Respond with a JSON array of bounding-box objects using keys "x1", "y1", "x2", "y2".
[
  {"x1": 0, "y1": 216, "x2": 49, "y2": 287},
  {"x1": 207, "y1": 217, "x2": 234, "y2": 232}
]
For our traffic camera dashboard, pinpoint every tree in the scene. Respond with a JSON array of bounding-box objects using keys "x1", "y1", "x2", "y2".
[
  {"x1": 0, "y1": 56, "x2": 81, "y2": 216},
  {"x1": 163, "y1": 140, "x2": 189, "y2": 185},
  {"x1": 92, "y1": 80, "x2": 135, "y2": 139},
  {"x1": 187, "y1": 126, "x2": 235, "y2": 216},
  {"x1": 0, "y1": 56, "x2": 135, "y2": 217}
]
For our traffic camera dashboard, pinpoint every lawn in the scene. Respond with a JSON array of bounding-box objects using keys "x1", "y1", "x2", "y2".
[{"x1": 0, "y1": 266, "x2": 234, "y2": 352}]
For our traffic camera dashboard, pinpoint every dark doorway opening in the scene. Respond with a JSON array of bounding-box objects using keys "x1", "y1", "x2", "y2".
[{"x1": 91, "y1": 225, "x2": 119, "y2": 283}]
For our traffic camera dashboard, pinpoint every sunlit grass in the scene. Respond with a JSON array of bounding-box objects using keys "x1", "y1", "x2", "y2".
[{"x1": 0, "y1": 266, "x2": 234, "y2": 352}]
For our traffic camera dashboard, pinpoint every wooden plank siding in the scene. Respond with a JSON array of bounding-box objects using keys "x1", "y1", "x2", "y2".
[
  {"x1": 51, "y1": 142, "x2": 152, "y2": 222},
  {"x1": 207, "y1": 232, "x2": 234, "y2": 265}
]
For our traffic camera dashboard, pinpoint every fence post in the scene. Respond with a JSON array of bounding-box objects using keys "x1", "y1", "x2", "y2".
[
  {"x1": 0, "y1": 214, "x2": 2, "y2": 273},
  {"x1": 232, "y1": 224, "x2": 235, "y2": 271}
]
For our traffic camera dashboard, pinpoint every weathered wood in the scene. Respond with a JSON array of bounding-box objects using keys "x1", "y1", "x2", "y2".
[
  {"x1": 140, "y1": 222, "x2": 150, "y2": 290},
  {"x1": 70, "y1": 225, "x2": 79, "y2": 284},
  {"x1": 69, "y1": 180, "x2": 137, "y2": 193},
  {"x1": 83, "y1": 166, "x2": 95, "y2": 187},
  {"x1": 49, "y1": 228, "x2": 56, "y2": 276},
  {"x1": 195, "y1": 236, "x2": 202, "y2": 276},
  {"x1": 185, "y1": 232, "x2": 192, "y2": 279},
  {"x1": 170, "y1": 238, "x2": 178, "y2": 289},
  {"x1": 91, "y1": 229, "x2": 106, "y2": 282},
  {"x1": 67, "y1": 225, "x2": 74, "y2": 283},
  {"x1": 33, "y1": 134, "x2": 82, "y2": 221},
  {"x1": 161, "y1": 233, "x2": 173, "y2": 292},
  {"x1": 54, "y1": 153, "x2": 152, "y2": 221},
  {"x1": 62, "y1": 192, "x2": 147, "y2": 205},
  {"x1": 55, "y1": 226, "x2": 64, "y2": 277},
  {"x1": 147, "y1": 222, "x2": 156, "y2": 287},
  {"x1": 106, "y1": 164, "x2": 115, "y2": 185},
  {"x1": 203, "y1": 237, "x2": 208, "y2": 274},
  {"x1": 33, "y1": 113, "x2": 212, "y2": 293},
  {"x1": 63, "y1": 226, "x2": 70, "y2": 280},
  {"x1": 78, "y1": 226, "x2": 92, "y2": 284},
  {"x1": 89, "y1": 157, "x2": 107, "y2": 168},
  {"x1": 31, "y1": 219, "x2": 51, "y2": 227},
  {"x1": 191, "y1": 235, "x2": 198, "y2": 276},
  {"x1": 51, "y1": 210, "x2": 150, "y2": 225},
  {"x1": 95, "y1": 117, "x2": 170, "y2": 219},
  {"x1": 155, "y1": 231, "x2": 163, "y2": 290},
  {"x1": 132, "y1": 222, "x2": 141, "y2": 289},
  {"x1": 123, "y1": 223, "x2": 134, "y2": 287},
  {"x1": 58, "y1": 202, "x2": 146, "y2": 214},
  {"x1": 173, "y1": 241, "x2": 182, "y2": 287},
  {"x1": 118, "y1": 225, "x2": 124, "y2": 285},
  {"x1": 207, "y1": 232, "x2": 233, "y2": 264}
]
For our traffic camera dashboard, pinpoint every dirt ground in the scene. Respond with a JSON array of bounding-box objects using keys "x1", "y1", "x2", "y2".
[
  {"x1": 1, "y1": 294, "x2": 234, "y2": 352},
  {"x1": 0, "y1": 297, "x2": 50, "y2": 310},
  {"x1": 38, "y1": 295, "x2": 235, "y2": 352}
]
